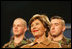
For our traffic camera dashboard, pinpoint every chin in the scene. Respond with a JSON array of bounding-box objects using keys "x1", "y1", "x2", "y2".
[
  {"x1": 14, "y1": 33, "x2": 20, "y2": 36},
  {"x1": 52, "y1": 34, "x2": 56, "y2": 36},
  {"x1": 35, "y1": 34, "x2": 42, "y2": 38},
  {"x1": 34, "y1": 35, "x2": 39, "y2": 37}
]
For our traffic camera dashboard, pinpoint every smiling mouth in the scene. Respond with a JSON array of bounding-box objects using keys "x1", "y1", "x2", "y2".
[{"x1": 33, "y1": 30, "x2": 38, "y2": 32}]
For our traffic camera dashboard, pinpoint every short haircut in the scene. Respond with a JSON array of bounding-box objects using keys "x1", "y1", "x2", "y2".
[
  {"x1": 50, "y1": 16, "x2": 65, "y2": 26},
  {"x1": 13, "y1": 18, "x2": 27, "y2": 27}
]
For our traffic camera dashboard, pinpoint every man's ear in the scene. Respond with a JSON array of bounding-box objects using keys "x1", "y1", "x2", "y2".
[
  {"x1": 62, "y1": 26, "x2": 66, "y2": 32},
  {"x1": 24, "y1": 27, "x2": 27, "y2": 32}
]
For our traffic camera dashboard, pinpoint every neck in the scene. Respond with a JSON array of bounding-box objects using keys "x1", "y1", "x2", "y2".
[
  {"x1": 52, "y1": 33, "x2": 63, "y2": 42},
  {"x1": 35, "y1": 33, "x2": 46, "y2": 43},
  {"x1": 14, "y1": 33, "x2": 25, "y2": 44}
]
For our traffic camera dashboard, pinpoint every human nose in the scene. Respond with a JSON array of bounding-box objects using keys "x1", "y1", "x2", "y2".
[
  {"x1": 51, "y1": 25, "x2": 55, "y2": 30},
  {"x1": 32, "y1": 25, "x2": 37, "y2": 29}
]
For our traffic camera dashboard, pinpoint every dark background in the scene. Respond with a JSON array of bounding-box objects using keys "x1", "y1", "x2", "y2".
[{"x1": 1, "y1": 1, "x2": 71, "y2": 47}]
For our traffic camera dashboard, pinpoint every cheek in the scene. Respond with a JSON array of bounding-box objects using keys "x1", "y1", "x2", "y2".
[
  {"x1": 13, "y1": 27, "x2": 15, "y2": 30},
  {"x1": 13, "y1": 27, "x2": 15, "y2": 32},
  {"x1": 13, "y1": 27, "x2": 14, "y2": 31},
  {"x1": 31, "y1": 27, "x2": 33, "y2": 32},
  {"x1": 55, "y1": 26, "x2": 62, "y2": 32},
  {"x1": 39, "y1": 26, "x2": 45, "y2": 32},
  {"x1": 19, "y1": 28, "x2": 24, "y2": 32}
]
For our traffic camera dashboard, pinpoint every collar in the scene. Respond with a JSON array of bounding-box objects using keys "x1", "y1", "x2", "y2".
[
  {"x1": 59, "y1": 36, "x2": 68, "y2": 44},
  {"x1": 9, "y1": 36, "x2": 28, "y2": 47},
  {"x1": 40, "y1": 38, "x2": 51, "y2": 45},
  {"x1": 29, "y1": 38, "x2": 51, "y2": 46}
]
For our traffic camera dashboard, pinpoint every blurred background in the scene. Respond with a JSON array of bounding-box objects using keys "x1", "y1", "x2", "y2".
[{"x1": 1, "y1": 1, "x2": 71, "y2": 47}]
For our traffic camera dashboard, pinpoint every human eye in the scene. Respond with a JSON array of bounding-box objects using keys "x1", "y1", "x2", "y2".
[
  {"x1": 17, "y1": 25, "x2": 22, "y2": 27},
  {"x1": 55, "y1": 23, "x2": 59, "y2": 26},
  {"x1": 36, "y1": 23, "x2": 39, "y2": 25}
]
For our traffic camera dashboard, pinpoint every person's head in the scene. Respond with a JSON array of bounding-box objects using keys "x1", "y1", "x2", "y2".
[
  {"x1": 29, "y1": 14, "x2": 50, "y2": 38},
  {"x1": 13, "y1": 18, "x2": 27, "y2": 36},
  {"x1": 50, "y1": 16, "x2": 65, "y2": 37}
]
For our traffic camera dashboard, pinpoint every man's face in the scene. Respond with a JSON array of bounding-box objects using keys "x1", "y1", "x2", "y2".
[
  {"x1": 13, "y1": 19, "x2": 25, "y2": 36},
  {"x1": 31, "y1": 19, "x2": 46, "y2": 38},
  {"x1": 50, "y1": 19, "x2": 65, "y2": 36}
]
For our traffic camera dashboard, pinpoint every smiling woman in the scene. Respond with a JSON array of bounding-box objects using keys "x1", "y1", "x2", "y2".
[
  {"x1": 29, "y1": 14, "x2": 51, "y2": 37},
  {"x1": 1, "y1": 1, "x2": 71, "y2": 48},
  {"x1": 20, "y1": 14, "x2": 61, "y2": 48}
]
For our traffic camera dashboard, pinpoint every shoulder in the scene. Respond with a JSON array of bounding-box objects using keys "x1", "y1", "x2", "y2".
[
  {"x1": 48, "y1": 41, "x2": 61, "y2": 48},
  {"x1": 20, "y1": 42, "x2": 34, "y2": 48},
  {"x1": 2, "y1": 42, "x2": 10, "y2": 48},
  {"x1": 42, "y1": 38, "x2": 61, "y2": 48},
  {"x1": 21, "y1": 38, "x2": 32, "y2": 44},
  {"x1": 64, "y1": 36, "x2": 71, "y2": 44},
  {"x1": 65, "y1": 37, "x2": 71, "y2": 48},
  {"x1": 66, "y1": 38, "x2": 71, "y2": 43}
]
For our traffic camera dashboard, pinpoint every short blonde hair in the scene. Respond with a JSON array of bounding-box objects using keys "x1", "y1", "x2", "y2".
[
  {"x1": 13, "y1": 18, "x2": 27, "y2": 27},
  {"x1": 29, "y1": 14, "x2": 51, "y2": 37}
]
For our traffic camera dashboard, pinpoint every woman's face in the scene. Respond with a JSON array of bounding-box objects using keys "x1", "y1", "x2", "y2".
[{"x1": 31, "y1": 19, "x2": 46, "y2": 38}]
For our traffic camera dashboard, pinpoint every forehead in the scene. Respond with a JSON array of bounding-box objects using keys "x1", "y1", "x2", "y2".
[
  {"x1": 31, "y1": 19, "x2": 42, "y2": 24},
  {"x1": 13, "y1": 19, "x2": 24, "y2": 25},
  {"x1": 51, "y1": 19, "x2": 62, "y2": 24}
]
